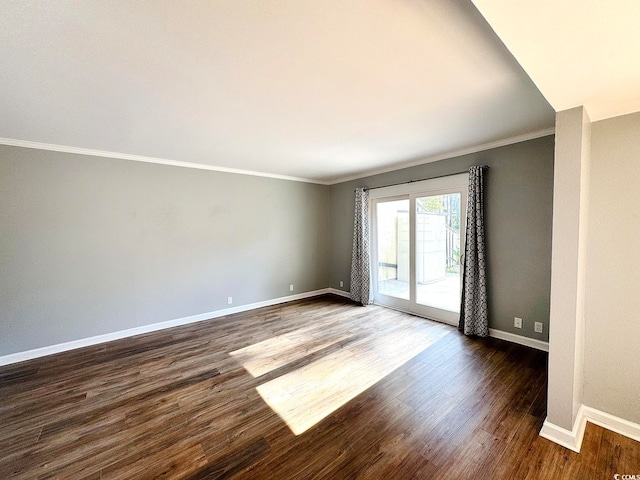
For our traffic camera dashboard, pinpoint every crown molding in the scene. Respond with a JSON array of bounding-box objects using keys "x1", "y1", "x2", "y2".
[
  {"x1": 0, "y1": 137, "x2": 329, "y2": 185},
  {"x1": 325, "y1": 127, "x2": 555, "y2": 185},
  {"x1": 0, "y1": 128, "x2": 554, "y2": 186}
]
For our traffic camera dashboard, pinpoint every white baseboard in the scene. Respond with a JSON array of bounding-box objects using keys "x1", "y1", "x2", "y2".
[
  {"x1": 327, "y1": 287, "x2": 351, "y2": 298},
  {"x1": 582, "y1": 406, "x2": 640, "y2": 444},
  {"x1": 333, "y1": 293, "x2": 549, "y2": 353},
  {"x1": 488, "y1": 328, "x2": 549, "y2": 352},
  {"x1": 540, "y1": 404, "x2": 640, "y2": 452},
  {"x1": 361, "y1": 302, "x2": 549, "y2": 353},
  {"x1": 539, "y1": 405, "x2": 587, "y2": 452},
  {"x1": 0, "y1": 288, "x2": 334, "y2": 366}
]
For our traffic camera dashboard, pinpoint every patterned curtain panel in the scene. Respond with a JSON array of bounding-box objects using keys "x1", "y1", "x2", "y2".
[
  {"x1": 350, "y1": 188, "x2": 373, "y2": 306},
  {"x1": 459, "y1": 166, "x2": 489, "y2": 336}
]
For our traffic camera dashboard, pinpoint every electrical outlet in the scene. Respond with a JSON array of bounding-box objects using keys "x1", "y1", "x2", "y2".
[
  {"x1": 289, "y1": 284, "x2": 294, "y2": 292},
  {"x1": 514, "y1": 317, "x2": 523, "y2": 329},
  {"x1": 340, "y1": 281, "x2": 344, "y2": 288},
  {"x1": 534, "y1": 322, "x2": 543, "y2": 333},
  {"x1": 227, "y1": 296, "x2": 233, "y2": 305}
]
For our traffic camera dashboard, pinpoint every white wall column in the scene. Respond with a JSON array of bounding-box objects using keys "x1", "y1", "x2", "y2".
[{"x1": 540, "y1": 106, "x2": 591, "y2": 450}]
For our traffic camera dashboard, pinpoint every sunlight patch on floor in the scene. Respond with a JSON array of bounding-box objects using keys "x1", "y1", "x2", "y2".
[
  {"x1": 229, "y1": 326, "x2": 355, "y2": 378},
  {"x1": 250, "y1": 321, "x2": 450, "y2": 435}
]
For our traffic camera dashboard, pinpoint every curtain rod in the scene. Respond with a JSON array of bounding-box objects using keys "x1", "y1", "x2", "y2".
[{"x1": 358, "y1": 166, "x2": 488, "y2": 192}]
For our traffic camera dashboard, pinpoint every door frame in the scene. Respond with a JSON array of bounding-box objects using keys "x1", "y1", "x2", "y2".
[{"x1": 370, "y1": 174, "x2": 469, "y2": 325}]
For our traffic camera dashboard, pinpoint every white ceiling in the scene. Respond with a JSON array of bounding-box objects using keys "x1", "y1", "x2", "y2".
[
  {"x1": 0, "y1": 0, "x2": 555, "y2": 182},
  {"x1": 472, "y1": 0, "x2": 640, "y2": 122}
]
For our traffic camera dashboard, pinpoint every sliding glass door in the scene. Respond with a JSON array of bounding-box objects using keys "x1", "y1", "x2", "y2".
[
  {"x1": 371, "y1": 175, "x2": 468, "y2": 325},
  {"x1": 413, "y1": 191, "x2": 463, "y2": 323},
  {"x1": 374, "y1": 198, "x2": 410, "y2": 309}
]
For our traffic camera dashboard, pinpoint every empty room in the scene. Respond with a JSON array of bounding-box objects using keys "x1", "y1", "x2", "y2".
[{"x1": 1, "y1": 0, "x2": 639, "y2": 478}]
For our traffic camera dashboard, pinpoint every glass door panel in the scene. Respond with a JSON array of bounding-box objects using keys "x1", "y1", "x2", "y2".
[
  {"x1": 415, "y1": 193, "x2": 462, "y2": 314},
  {"x1": 375, "y1": 199, "x2": 410, "y2": 301},
  {"x1": 370, "y1": 174, "x2": 467, "y2": 325}
]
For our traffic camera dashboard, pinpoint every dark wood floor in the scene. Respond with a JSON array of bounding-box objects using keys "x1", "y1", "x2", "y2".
[{"x1": 1, "y1": 295, "x2": 639, "y2": 479}]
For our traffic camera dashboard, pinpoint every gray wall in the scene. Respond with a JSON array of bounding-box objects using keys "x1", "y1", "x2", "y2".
[
  {"x1": 584, "y1": 111, "x2": 640, "y2": 424},
  {"x1": 1, "y1": 136, "x2": 554, "y2": 356},
  {"x1": 0, "y1": 146, "x2": 330, "y2": 355},
  {"x1": 330, "y1": 136, "x2": 555, "y2": 341}
]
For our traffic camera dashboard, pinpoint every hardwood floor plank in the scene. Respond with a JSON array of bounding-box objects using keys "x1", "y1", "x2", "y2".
[
  {"x1": 38, "y1": 368, "x2": 220, "y2": 440},
  {"x1": 487, "y1": 413, "x2": 544, "y2": 479},
  {"x1": 100, "y1": 442, "x2": 208, "y2": 480},
  {"x1": 188, "y1": 437, "x2": 270, "y2": 480},
  {"x1": 436, "y1": 428, "x2": 504, "y2": 480},
  {"x1": 597, "y1": 426, "x2": 640, "y2": 477},
  {"x1": 579, "y1": 421, "x2": 604, "y2": 470},
  {"x1": 1, "y1": 294, "x2": 638, "y2": 479}
]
